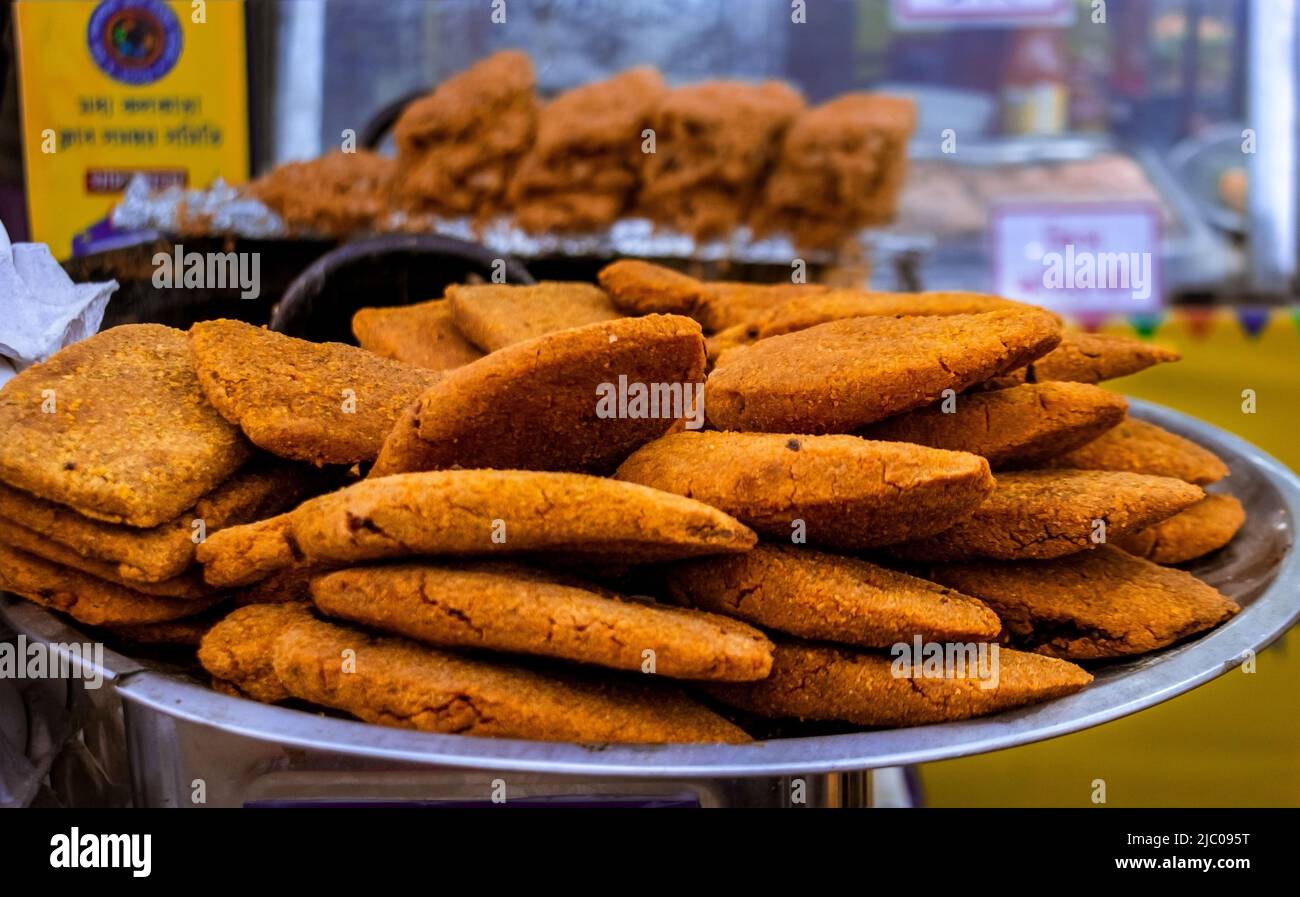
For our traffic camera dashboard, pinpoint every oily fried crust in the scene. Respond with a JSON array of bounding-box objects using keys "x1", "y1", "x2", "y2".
[
  {"x1": 371, "y1": 314, "x2": 706, "y2": 476},
  {"x1": 704, "y1": 309, "x2": 1062, "y2": 433},
  {"x1": 0, "y1": 324, "x2": 251, "y2": 527},
  {"x1": 189, "y1": 319, "x2": 441, "y2": 465},
  {"x1": 198, "y1": 603, "x2": 316, "y2": 703},
  {"x1": 923, "y1": 546, "x2": 1241, "y2": 658},
  {"x1": 860, "y1": 382, "x2": 1128, "y2": 468},
  {"x1": 598, "y1": 260, "x2": 707, "y2": 316},
  {"x1": 446, "y1": 282, "x2": 622, "y2": 352},
  {"x1": 1117, "y1": 494, "x2": 1246, "y2": 564},
  {"x1": 351, "y1": 300, "x2": 485, "y2": 372},
  {"x1": 310, "y1": 562, "x2": 773, "y2": 681},
  {"x1": 665, "y1": 543, "x2": 1000, "y2": 647},
  {"x1": 615, "y1": 431, "x2": 994, "y2": 548},
  {"x1": 890, "y1": 470, "x2": 1205, "y2": 562},
  {"x1": 271, "y1": 616, "x2": 751, "y2": 744},
  {"x1": 1028, "y1": 332, "x2": 1181, "y2": 383},
  {"x1": 703, "y1": 640, "x2": 1092, "y2": 727},
  {"x1": 1039, "y1": 417, "x2": 1229, "y2": 485}
]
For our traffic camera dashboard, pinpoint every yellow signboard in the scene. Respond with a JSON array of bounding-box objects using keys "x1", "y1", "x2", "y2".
[{"x1": 14, "y1": 0, "x2": 249, "y2": 259}]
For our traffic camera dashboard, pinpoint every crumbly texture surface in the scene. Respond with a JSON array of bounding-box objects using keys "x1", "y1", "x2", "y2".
[
  {"x1": 1040, "y1": 417, "x2": 1230, "y2": 485},
  {"x1": 890, "y1": 470, "x2": 1205, "y2": 562},
  {"x1": 0, "y1": 324, "x2": 250, "y2": 527},
  {"x1": 190, "y1": 319, "x2": 441, "y2": 465},
  {"x1": 1026, "y1": 332, "x2": 1181, "y2": 383},
  {"x1": 198, "y1": 470, "x2": 756, "y2": 587},
  {"x1": 1117, "y1": 493, "x2": 1246, "y2": 564},
  {"x1": 391, "y1": 51, "x2": 538, "y2": 217},
  {"x1": 924, "y1": 546, "x2": 1240, "y2": 659},
  {"x1": 753, "y1": 290, "x2": 1041, "y2": 339},
  {"x1": 509, "y1": 67, "x2": 667, "y2": 232},
  {"x1": 198, "y1": 603, "x2": 316, "y2": 703},
  {"x1": 446, "y1": 281, "x2": 623, "y2": 352},
  {"x1": 753, "y1": 93, "x2": 917, "y2": 248},
  {"x1": 0, "y1": 542, "x2": 222, "y2": 626},
  {"x1": 704, "y1": 309, "x2": 1062, "y2": 433},
  {"x1": 666, "y1": 543, "x2": 1000, "y2": 647},
  {"x1": 246, "y1": 150, "x2": 393, "y2": 236},
  {"x1": 372, "y1": 315, "x2": 706, "y2": 476},
  {"x1": 704, "y1": 640, "x2": 1091, "y2": 727},
  {"x1": 615, "y1": 431, "x2": 993, "y2": 548},
  {"x1": 272, "y1": 616, "x2": 751, "y2": 744},
  {"x1": 638, "y1": 81, "x2": 805, "y2": 239},
  {"x1": 860, "y1": 382, "x2": 1128, "y2": 468},
  {"x1": 311, "y1": 561, "x2": 773, "y2": 681},
  {"x1": 351, "y1": 299, "x2": 485, "y2": 371}
]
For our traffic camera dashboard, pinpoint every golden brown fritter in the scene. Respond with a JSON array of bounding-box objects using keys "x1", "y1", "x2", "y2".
[
  {"x1": 1039, "y1": 416, "x2": 1230, "y2": 485},
  {"x1": 371, "y1": 314, "x2": 705, "y2": 476},
  {"x1": 246, "y1": 150, "x2": 393, "y2": 236},
  {"x1": 198, "y1": 603, "x2": 316, "y2": 702},
  {"x1": 509, "y1": 67, "x2": 667, "y2": 232},
  {"x1": 272, "y1": 616, "x2": 751, "y2": 743},
  {"x1": 753, "y1": 93, "x2": 917, "y2": 248},
  {"x1": 0, "y1": 543, "x2": 223, "y2": 626},
  {"x1": 704, "y1": 309, "x2": 1062, "y2": 433},
  {"x1": 752, "y1": 290, "x2": 1041, "y2": 339},
  {"x1": 665, "y1": 543, "x2": 1000, "y2": 647},
  {"x1": 198, "y1": 470, "x2": 757, "y2": 587},
  {"x1": 615, "y1": 431, "x2": 994, "y2": 548},
  {"x1": 0, "y1": 324, "x2": 250, "y2": 527},
  {"x1": 638, "y1": 81, "x2": 805, "y2": 239},
  {"x1": 108, "y1": 608, "x2": 227, "y2": 647},
  {"x1": 1117, "y1": 493, "x2": 1246, "y2": 564},
  {"x1": 189, "y1": 319, "x2": 441, "y2": 465},
  {"x1": 923, "y1": 546, "x2": 1240, "y2": 658},
  {"x1": 859, "y1": 382, "x2": 1128, "y2": 468},
  {"x1": 446, "y1": 281, "x2": 623, "y2": 351},
  {"x1": 1027, "y1": 332, "x2": 1180, "y2": 383},
  {"x1": 351, "y1": 299, "x2": 485, "y2": 372},
  {"x1": 890, "y1": 470, "x2": 1205, "y2": 562},
  {"x1": 391, "y1": 51, "x2": 538, "y2": 218},
  {"x1": 704, "y1": 639, "x2": 1091, "y2": 727},
  {"x1": 311, "y1": 561, "x2": 772, "y2": 681}
]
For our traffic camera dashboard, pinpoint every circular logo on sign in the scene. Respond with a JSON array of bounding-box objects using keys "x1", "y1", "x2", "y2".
[{"x1": 87, "y1": 0, "x2": 183, "y2": 85}]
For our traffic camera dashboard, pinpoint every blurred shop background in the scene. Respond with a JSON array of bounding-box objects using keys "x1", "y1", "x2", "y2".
[{"x1": 0, "y1": 0, "x2": 1297, "y2": 805}]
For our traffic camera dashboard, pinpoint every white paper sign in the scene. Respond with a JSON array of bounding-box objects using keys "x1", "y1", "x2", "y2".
[
  {"x1": 991, "y1": 202, "x2": 1163, "y2": 315},
  {"x1": 892, "y1": 0, "x2": 1073, "y2": 28}
]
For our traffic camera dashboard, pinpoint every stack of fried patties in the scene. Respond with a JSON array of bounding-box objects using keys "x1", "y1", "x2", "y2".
[
  {"x1": 637, "y1": 80, "x2": 806, "y2": 241},
  {"x1": 245, "y1": 150, "x2": 394, "y2": 237},
  {"x1": 0, "y1": 325, "x2": 346, "y2": 645},
  {"x1": 390, "y1": 50, "x2": 539, "y2": 220},
  {"x1": 753, "y1": 93, "x2": 917, "y2": 249},
  {"x1": 508, "y1": 66, "x2": 667, "y2": 233}
]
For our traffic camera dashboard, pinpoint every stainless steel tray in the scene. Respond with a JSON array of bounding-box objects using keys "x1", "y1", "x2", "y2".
[{"x1": 3, "y1": 399, "x2": 1298, "y2": 789}]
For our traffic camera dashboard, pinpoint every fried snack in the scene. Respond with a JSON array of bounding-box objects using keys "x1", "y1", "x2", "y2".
[
  {"x1": 0, "y1": 543, "x2": 223, "y2": 626},
  {"x1": 0, "y1": 516, "x2": 209, "y2": 598},
  {"x1": 754, "y1": 93, "x2": 917, "y2": 248},
  {"x1": 1039, "y1": 416, "x2": 1229, "y2": 485},
  {"x1": 890, "y1": 470, "x2": 1204, "y2": 562},
  {"x1": 446, "y1": 281, "x2": 622, "y2": 352},
  {"x1": 189, "y1": 319, "x2": 441, "y2": 465},
  {"x1": 705, "y1": 322, "x2": 758, "y2": 364},
  {"x1": 272, "y1": 616, "x2": 750, "y2": 743},
  {"x1": 924, "y1": 546, "x2": 1241, "y2": 659},
  {"x1": 391, "y1": 50, "x2": 538, "y2": 217},
  {"x1": 509, "y1": 66, "x2": 667, "y2": 232},
  {"x1": 108, "y1": 609, "x2": 227, "y2": 647},
  {"x1": 311, "y1": 561, "x2": 773, "y2": 681},
  {"x1": 704, "y1": 640, "x2": 1092, "y2": 727},
  {"x1": 665, "y1": 544, "x2": 1000, "y2": 647},
  {"x1": 705, "y1": 309, "x2": 1062, "y2": 433},
  {"x1": 198, "y1": 470, "x2": 757, "y2": 587},
  {"x1": 598, "y1": 259, "x2": 830, "y2": 333},
  {"x1": 859, "y1": 382, "x2": 1128, "y2": 469},
  {"x1": 1028, "y1": 332, "x2": 1181, "y2": 383},
  {"x1": 615, "y1": 431, "x2": 993, "y2": 548},
  {"x1": 232, "y1": 564, "x2": 316, "y2": 606},
  {"x1": 246, "y1": 150, "x2": 393, "y2": 236},
  {"x1": 372, "y1": 314, "x2": 705, "y2": 476},
  {"x1": 752, "y1": 290, "x2": 1041, "y2": 339},
  {"x1": 0, "y1": 324, "x2": 250, "y2": 527},
  {"x1": 1116, "y1": 493, "x2": 1246, "y2": 564},
  {"x1": 0, "y1": 458, "x2": 336, "y2": 583},
  {"x1": 638, "y1": 81, "x2": 805, "y2": 240},
  {"x1": 199, "y1": 603, "x2": 316, "y2": 702},
  {"x1": 351, "y1": 299, "x2": 484, "y2": 371}
]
